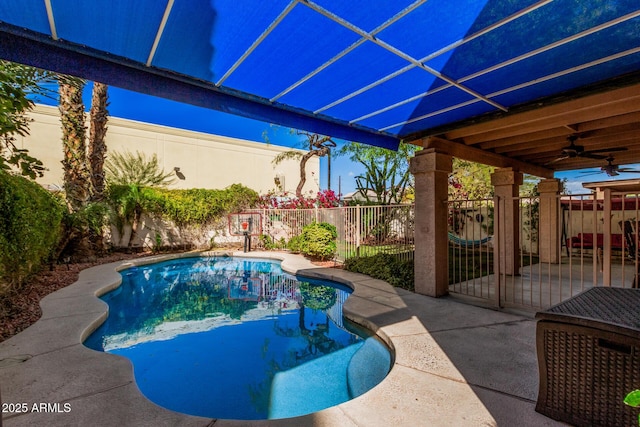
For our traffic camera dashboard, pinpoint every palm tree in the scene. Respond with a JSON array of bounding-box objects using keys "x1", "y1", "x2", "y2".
[
  {"x1": 59, "y1": 76, "x2": 91, "y2": 212},
  {"x1": 88, "y1": 82, "x2": 108, "y2": 202},
  {"x1": 105, "y1": 150, "x2": 175, "y2": 247},
  {"x1": 105, "y1": 150, "x2": 175, "y2": 187},
  {"x1": 272, "y1": 131, "x2": 336, "y2": 199},
  {"x1": 86, "y1": 82, "x2": 109, "y2": 252}
]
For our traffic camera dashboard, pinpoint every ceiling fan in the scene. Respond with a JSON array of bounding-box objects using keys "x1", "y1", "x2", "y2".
[
  {"x1": 546, "y1": 135, "x2": 627, "y2": 165},
  {"x1": 579, "y1": 156, "x2": 640, "y2": 177}
]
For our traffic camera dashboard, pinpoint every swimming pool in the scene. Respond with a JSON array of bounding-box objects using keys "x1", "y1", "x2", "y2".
[{"x1": 84, "y1": 256, "x2": 390, "y2": 420}]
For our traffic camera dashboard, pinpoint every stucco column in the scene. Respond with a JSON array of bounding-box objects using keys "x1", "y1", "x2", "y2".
[
  {"x1": 491, "y1": 167, "x2": 523, "y2": 276},
  {"x1": 538, "y1": 179, "x2": 562, "y2": 263},
  {"x1": 409, "y1": 149, "x2": 452, "y2": 297}
]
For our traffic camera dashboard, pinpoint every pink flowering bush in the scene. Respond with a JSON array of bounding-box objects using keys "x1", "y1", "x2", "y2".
[
  {"x1": 315, "y1": 189, "x2": 340, "y2": 208},
  {"x1": 257, "y1": 189, "x2": 341, "y2": 209}
]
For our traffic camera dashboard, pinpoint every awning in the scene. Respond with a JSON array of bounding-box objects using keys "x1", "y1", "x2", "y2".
[{"x1": 1, "y1": 1, "x2": 639, "y2": 152}]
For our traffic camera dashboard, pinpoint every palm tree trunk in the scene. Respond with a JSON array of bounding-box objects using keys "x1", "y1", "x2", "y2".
[
  {"x1": 88, "y1": 82, "x2": 109, "y2": 252},
  {"x1": 59, "y1": 77, "x2": 93, "y2": 257},
  {"x1": 59, "y1": 78, "x2": 91, "y2": 212},
  {"x1": 89, "y1": 82, "x2": 108, "y2": 202}
]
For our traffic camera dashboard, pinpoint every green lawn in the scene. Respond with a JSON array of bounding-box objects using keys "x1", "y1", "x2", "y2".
[
  {"x1": 337, "y1": 241, "x2": 414, "y2": 260},
  {"x1": 341, "y1": 243, "x2": 539, "y2": 285}
]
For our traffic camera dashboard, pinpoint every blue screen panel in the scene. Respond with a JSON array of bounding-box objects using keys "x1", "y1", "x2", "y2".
[
  {"x1": 0, "y1": 0, "x2": 50, "y2": 35},
  {"x1": 377, "y1": 0, "x2": 490, "y2": 60},
  {"x1": 313, "y1": 0, "x2": 416, "y2": 32},
  {"x1": 432, "y1": 0, "x2": 640, "y2": 81},
  {"x1": 223, "y1": 5, "x2": 360, "y2": 100},
  {"x1": 206, "y1": 0, "x2": 293, "y2": 83},
  {"x1": 152, "y1": 0, "x2": 220, "y2": 82},
  {"x1": 279, "y1": 41, "x2": 409, "y2": 113},
  {"x1": 465, "y1": 19, "x2": 640, "y2": 98},
  {"x1": 492, "y1": 53, "x2": 640, "y2": 107},
  {"x1": 356, "y1": 98, "x2": 422, "y2": 133},
  {"x1": 394, "y1": 102, "x2": 496, "y2": 137},
  {"x1": 357, "y1": 85, "x2": 476, "y2": 132},
  {"x1": 463, "y1": 0, "x2": 543, "y2": 35},
  {"x1": 322, "y1": 67, "x2": 442, "y2": 123},
  {"x1": 407, "y1": 87, "x2": 479, "y2": 120},
  {"x1": 51, "y1": 0, "x2": 165, "y2": 63}
]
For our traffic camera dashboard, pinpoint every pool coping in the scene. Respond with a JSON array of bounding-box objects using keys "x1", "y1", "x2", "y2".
[{"x1": 0, "y1": 251, "x2": 563, "y2": 426}]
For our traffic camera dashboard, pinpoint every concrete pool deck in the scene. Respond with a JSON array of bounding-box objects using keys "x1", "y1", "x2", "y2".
[{"x1": 0, "y1": 251, "x2": 564, "y2": 426}]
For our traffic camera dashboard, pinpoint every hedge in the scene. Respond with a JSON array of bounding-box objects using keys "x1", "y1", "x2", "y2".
[
  {"x1": 343, "y1": 253, "x2": 414, "y2": 291},
  {"x1": 0, "y1": 170, "x2": 64, "y2": 295},
  {"x1": 136, "y1": 184, "x2": 258, "y2": 225}
]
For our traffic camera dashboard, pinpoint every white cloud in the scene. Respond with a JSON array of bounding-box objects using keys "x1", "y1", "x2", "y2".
[{"x1": 563, "y1": 180, "x2": 588, "y2": 195}]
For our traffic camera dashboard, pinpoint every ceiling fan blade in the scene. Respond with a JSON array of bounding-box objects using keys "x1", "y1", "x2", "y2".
[
  {"x1": 584, "y1": 147, "x2": 628, "y2": 155},
  {"x1": 578, "y1": 171, "x2": 603, "y2": 178},
  {"x1": 581, "y1": 153, "x2": 607, "y2": 160},
  {"x1": 618, "y1": 169, "x2": 640, "y2": 173},
  {"x1": 545, "y1": 155, "x2": 570, "y2": 165}
]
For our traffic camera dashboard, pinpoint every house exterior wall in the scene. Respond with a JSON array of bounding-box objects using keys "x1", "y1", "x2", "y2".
[{"x1": 17, "y1": 104, "x2": 320, "y2": 195}]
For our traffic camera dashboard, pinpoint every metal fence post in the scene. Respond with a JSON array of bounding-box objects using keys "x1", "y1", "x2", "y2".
[{"x1": 356, "y1": 205, "x2": 361, "y2": 257}]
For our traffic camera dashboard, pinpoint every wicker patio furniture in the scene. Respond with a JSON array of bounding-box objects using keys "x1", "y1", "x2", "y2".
[{"x1": 536, "y1": 287, "x2": 640, "y2": 426}]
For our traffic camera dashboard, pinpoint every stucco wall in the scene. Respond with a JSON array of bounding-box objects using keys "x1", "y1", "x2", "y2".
[{"x1": 16, "y1": 104, "x2": 320, "y2": 195}]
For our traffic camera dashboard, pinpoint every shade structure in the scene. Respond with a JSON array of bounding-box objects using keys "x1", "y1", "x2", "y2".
[{"x1": 1, "y1": 1, "x2": 639, "y2": 152}]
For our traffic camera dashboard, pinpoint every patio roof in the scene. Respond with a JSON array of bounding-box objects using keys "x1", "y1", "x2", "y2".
[
  {"x1": 583, "y1": 178, "x2": 640, "y2": 193},
  {"x1": 1, "y1": 1, "x2": 639, "y2": 177}
]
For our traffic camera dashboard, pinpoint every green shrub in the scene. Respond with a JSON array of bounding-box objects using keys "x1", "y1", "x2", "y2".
[
  {"x1": 294, "y1": 222, "x2": 337, "y2": 260},
  {"x1": 0, "y1": 170, "x2": 64, "y2": 295},
  {"x1": 75, "y1": 201, "x2": 111, "y2": 236},
  {"x1": 259, "y1": 234, "x2": 286, "y2": 250},
  {"x1": 105, "y1": 183, "x2": 259, "y2": 248},
  {"x1": 138, "y1": 184, "x2": 258, "y2": 225},
  {"x1": 316, "y1": 221, "x2": 338, "y2": 239},
  {"x1": 343, "y1": 253, "x2": 414, "y2": 291},
  {"x1": 287, "y1": 234, "x2": 303, "y2": 253}
]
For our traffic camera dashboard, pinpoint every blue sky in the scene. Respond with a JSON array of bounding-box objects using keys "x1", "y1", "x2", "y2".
[
  {"x1": 36, "y1": 83, "x2": 366, "y2": 195},
  {"x1": 556, "y1": 168, "x2": 640, "y2": 195},
  {"x1": 35, "y1": 83, "x2": 640, "y2": 196}
]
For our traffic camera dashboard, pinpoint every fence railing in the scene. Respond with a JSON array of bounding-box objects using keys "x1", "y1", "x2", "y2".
[
  {"x1": 447, "y1": 198, "x2": 495, "y2": 302},
  {"x1": 254, "y1": 192, "x2": 640, "y2": 312},
  {"x1": 448, "y1": 192, "x2": 640, "y2": 311},
  {"x1": 257, "y1": 205, "x2": 414, "y2": 262}
]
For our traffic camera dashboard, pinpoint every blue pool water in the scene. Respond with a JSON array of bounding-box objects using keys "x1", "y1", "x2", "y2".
[{"x1": 84, "y1": 256, "x2": 390, "y2": 420}]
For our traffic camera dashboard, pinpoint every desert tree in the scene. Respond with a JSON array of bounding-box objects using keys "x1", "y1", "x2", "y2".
[{"x1": 271, "y1": 131, "x2": 336, "y2": 199}]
